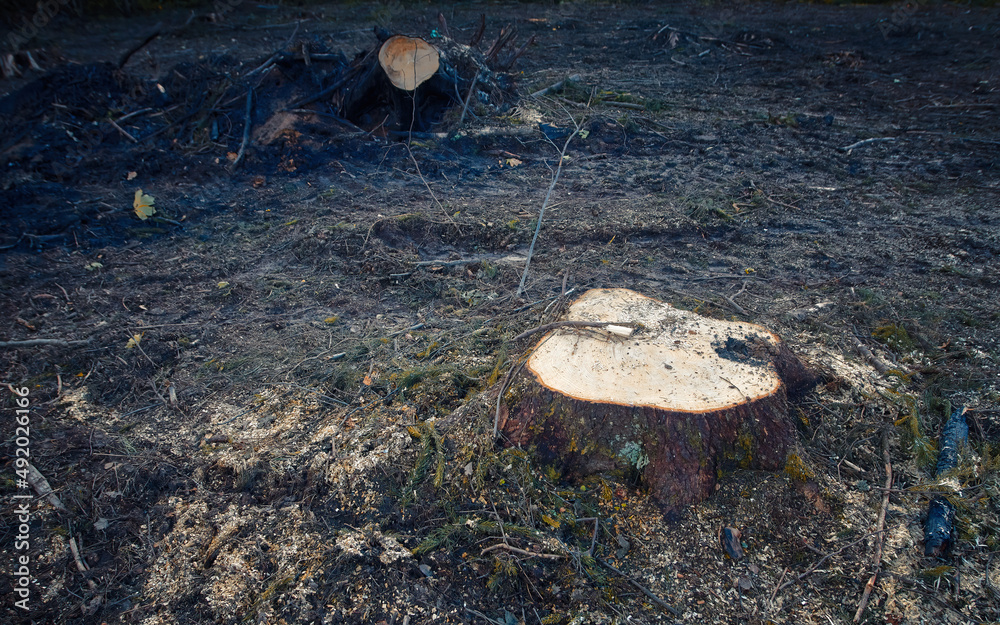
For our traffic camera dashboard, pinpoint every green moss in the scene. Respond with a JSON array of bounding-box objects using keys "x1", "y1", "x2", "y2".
[
  {"x1": 784, "y1": 453, "x2": 815, "y2": 482},
  {"x1": 872, "y1": 324, "x2": 916, "y2": 352},
  {"x1": 735, "y1": 432, "x2": 755, "y2": 468}
]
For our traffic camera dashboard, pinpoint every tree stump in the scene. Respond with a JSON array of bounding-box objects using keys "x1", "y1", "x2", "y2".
[
  {"x1": 336, "y1": 25, "x2": 526, "y2": 133},
  {"x1": 498, "y1": 288, "x2": 815, "y2": 512}
]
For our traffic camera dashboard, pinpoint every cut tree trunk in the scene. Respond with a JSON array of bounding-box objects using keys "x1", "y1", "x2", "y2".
[
  {"x1": 498, "y1": 288, "x2": 816, "y2": 512},
  {"x1": 335, "y1": 26, "x2": 523, "y2": 133}
]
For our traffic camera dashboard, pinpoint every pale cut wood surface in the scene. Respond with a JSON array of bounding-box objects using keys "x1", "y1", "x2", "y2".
[
  {"x1": 526, "y1": 288, "x2": 783, "y2": 412},
  {"x1": 378, "y1": 35, "x2": 440, "y2": 91}
]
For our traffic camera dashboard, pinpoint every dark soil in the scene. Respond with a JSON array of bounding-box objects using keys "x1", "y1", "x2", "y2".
[{"x1": 2, "y1": 2, "x2": 998, "y2": 624}]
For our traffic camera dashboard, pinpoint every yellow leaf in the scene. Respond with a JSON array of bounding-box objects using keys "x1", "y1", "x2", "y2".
[
  {"x1": 125, "y1": 333, "x2": 143, "y2": 349},
  {"x1": 217, "y1": 281, "x2": 230, "y2": 289},
  {"x1": 133, "y1": 189, "x2": 156, "y2": 220}
]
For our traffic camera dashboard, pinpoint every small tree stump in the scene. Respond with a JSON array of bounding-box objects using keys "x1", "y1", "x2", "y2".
[{"x1": 499, "y1": 288, "x2": 815, "y2": 512}]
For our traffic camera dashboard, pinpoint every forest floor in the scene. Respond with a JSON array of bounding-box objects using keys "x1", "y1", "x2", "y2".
[{"x1": 1, "y1": 1, "x2": 999, "y2": 624}]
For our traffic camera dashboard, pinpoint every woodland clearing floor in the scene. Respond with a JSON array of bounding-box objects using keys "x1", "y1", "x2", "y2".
[{"x1": 1, "y1": 2, "x2": 999, "y2": 624}]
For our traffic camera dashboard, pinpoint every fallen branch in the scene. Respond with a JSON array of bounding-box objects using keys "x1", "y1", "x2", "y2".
[
  {"x1": 468, "y1": 13, "x2": 486, "y2": 47},
  {"x1": 854, "y1": 432, "x2": 892, "y2": 623},
  {"x1": 596, "y1": 557, "x2": 681, "y2": 617},
  {"x1": 228, "y1": 89, "x2": 254, "y2": 173},
  {"x1": 842, "y1": 329, "x2": 891, "y2": 375},
  {"x1": 516, "y1": 118, "x2": 582, "y2": 297},
  {"x1": 530, "y1": 74, "x2": 582, "y2": 99},
  {"x1": 924, "y1": 405, "x2": 968, "y2": 557},
  {"x1": 458, "y1": 69, "x2": 480, "y2": 126},
  {"x1": 773, "y1": 531, "x2": 878, "y2": 597},
  {"x1": 243, "y1": 51, "x2": 282, "y2": 79},
  {"x1": 108, "y1": 119, "x2": 138, "y2": 143},
  {"x1": 493, "y1": 353, "x2": 528, "y2": 439},
  {"x1": 117, "y1": 24, "x2": 161, "y2": 69},
  {"x1": 602, "y1": 100, "x2": 644, "y2": 110},
  {"x1": 286, "y1": 71, "x2": 356, "y2": 109},
  {"x1": 404, "y1": 143, "x2": 462, "y2": 235},
  {"x1": 26, "y1": 463, "x2": 67, "y2": 511},
  {"x1": 480, "y1": 542, "x2": 563, "y2": 560},
  {"x1": 841, "y1": 137, "x2": 896, "y2": 152},
  {"x1": 0, "y1": 338, "x2": 91, "y2": 348}
]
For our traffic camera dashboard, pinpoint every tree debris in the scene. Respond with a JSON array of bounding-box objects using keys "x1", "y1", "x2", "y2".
[{"x1": 924, "y1": 406, "x2": 969, "y2": 558}]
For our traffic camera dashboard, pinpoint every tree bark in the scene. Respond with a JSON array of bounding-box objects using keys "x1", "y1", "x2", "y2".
[{"x1": 498, "y1": 288, "x2": 815, "y2": 512}]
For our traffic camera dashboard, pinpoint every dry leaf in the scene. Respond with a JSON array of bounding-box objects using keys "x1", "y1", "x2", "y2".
[
  {"x1": 125, "y1": 333, "x2": 143, "y2": 349},
  {"x1": 133, "y1": 189, "x2": 156, "y2": 220}
]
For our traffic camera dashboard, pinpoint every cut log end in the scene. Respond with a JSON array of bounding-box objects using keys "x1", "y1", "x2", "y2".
[
  {"x1": 499, "y1": 288, "x2": 816, "y2": 512},
  {"x1": 378, "y1": 35, "x2": 440, "y2": 91}
]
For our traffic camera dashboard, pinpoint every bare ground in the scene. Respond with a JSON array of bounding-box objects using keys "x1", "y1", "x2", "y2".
[{"x1": 1, "y1": 2, "x2": 999, "y2": 624}]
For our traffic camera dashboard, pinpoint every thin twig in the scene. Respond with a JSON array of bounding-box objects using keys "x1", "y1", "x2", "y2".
[
  {"x1": 774, "y1": 531, "x2": 879, "y2": 596},
  {"x1": 108, "y1": 119, "x2": 137, "y2": 143},
  {"x1": 840, "y1": 137, "x2": 896, "y2": 152},
  {"x1": 586, "y1": 517, "x2": 599, "y2": 557},
  {"x1": 465, "y1": 608, "x2": 504, "y2": 625},
  {"x1": 26, "y1": 463, "x2": 67, "y2": 511},
  {"x1": 404, "y1": 143, "x2": 462, "y2": 235},
  {"x1": 513, "y1": 320, "x2": 639, "y2": 342},
  {"x1": 118, "y1": 24, "x2": 161, "y2": 69},
  {"x1": 0, "y1": 338, "x2": 91, "y2": 348},
  {"x1": 480, "y1": 543, "x2": 563, "y2": 560},
  {"x1": 530, "y1": 74, "x2": 582, "y2": 98},
  {"x1": 854, "y1": 433, "x2": 892, "y2": 622},
  {"x1": 493, "y1": 354, "x2": 527, "y2": 439},
  {"x1": 243, "y1": 51, "x2": 281, "y2": 79},
  {"x1": 286, "y1": 71, "x2": 355, "y2": 109},
  {"x1": 69, "y1": 536, "x2": 89, "y2": 573},
  {"x1": 768, "y1": 567, "x2": 788, "y2": 603},
  {"x1": 596, "y1": 557, "x2": 681, "y2": 616},
  {"x1": 229, "y1": 89, "x2": 254, "y2": 173},
  {"x1": 458, "y1": 70, "x2": 480, "y2": 126},
  {"x1": 516, "y1": 121, "x2": 581, "y2": 297},
  {"x1": 602, "y1": 100, "x2": 644, "y2": 110}
]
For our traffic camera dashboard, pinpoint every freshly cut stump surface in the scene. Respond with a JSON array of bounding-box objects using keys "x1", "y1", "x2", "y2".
[
  {"x1": 499, "y1": 288, "x2": 814, "y2": 511},
  {"x1": 378, "y1": 35, "x2": 441, "y2": 91}
]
